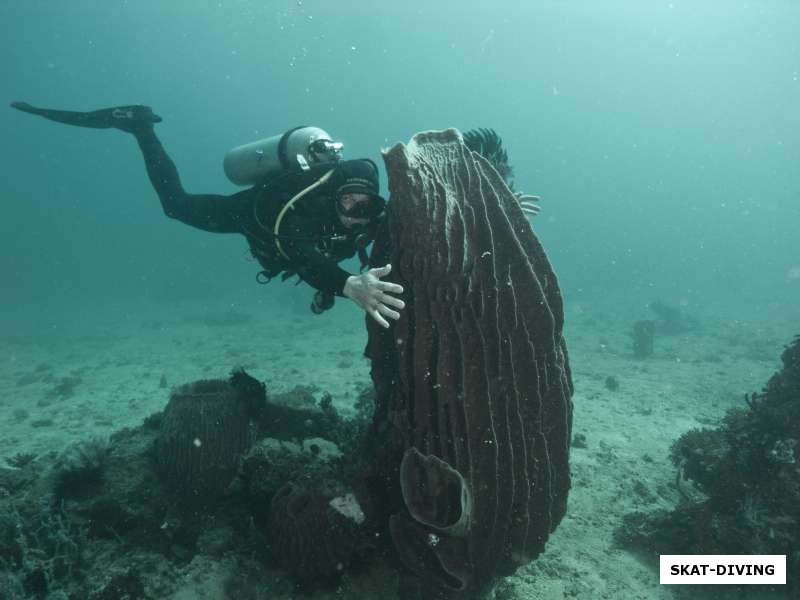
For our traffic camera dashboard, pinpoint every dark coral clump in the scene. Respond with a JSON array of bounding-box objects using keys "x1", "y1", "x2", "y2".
[
  {"x1": 0, "y1": 494, "x2": 86, "y2": 598},
  {"x1": 0, "y1": 364, "x2": 377, "y2": 598},
  {"x1": 229, "y1": 367, "x2": 267, "y2": 420},
  {"x1": 619, "y1": 335, "x2": 800, "y2": 588},
  {"x1": 88, "y1": 568, "x2": 147, "y2": 600},
  {"x1": 52, "y1": 437, "x2": 110, "y2": 498},
  {"x1": 5, "y1": 452, "x2": 37, "y2": 469}
]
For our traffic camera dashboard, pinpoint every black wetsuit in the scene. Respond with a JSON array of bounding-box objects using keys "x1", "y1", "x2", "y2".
[
  {"x1": 137, "y1": 128, "x2": 378, "y2": 297},
  {"x1": 10, "y1": 101, "x2": 381, "y2": 298}
]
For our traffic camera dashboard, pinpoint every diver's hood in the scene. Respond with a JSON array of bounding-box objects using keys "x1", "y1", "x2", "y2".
[{"x1": 333, "y1": 159, "x2": 382, "y2": 199}]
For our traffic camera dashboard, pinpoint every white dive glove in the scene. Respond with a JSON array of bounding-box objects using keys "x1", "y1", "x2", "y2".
[
  {"x1": 343, "y1": 264, "x2": 405, "y2": 329},
  {"x1": 515, "y1": 192, "x2": 542, "y2": 217}
]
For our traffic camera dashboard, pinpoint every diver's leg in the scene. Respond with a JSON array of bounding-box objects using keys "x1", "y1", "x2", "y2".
[
  {"x1": 133, "y1": 124, "x2": 247, "y2": 233},
  {"x1": 11, "y1": 101, "x2": 180, "y2": 201},
  {"x1": 133, "y1": 126, "x2": 187, "y2": 207},
  {"x1": 10, "y1": 101, "x2": 161, "y2": 132},
  {"x1": 12, "y1": 101, "x2": 244, "y2": 232}
]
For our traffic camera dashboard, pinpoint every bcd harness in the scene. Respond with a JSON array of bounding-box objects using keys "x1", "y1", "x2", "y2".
[
  {"x1": 272, "y1": 169, "x2": 335, "y2": 260},
  {"x1": 250, "y1": 168, "x2": 375, "y2": 283}
]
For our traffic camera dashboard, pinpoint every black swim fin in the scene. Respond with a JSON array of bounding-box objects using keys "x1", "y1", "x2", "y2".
[{"x1": 10, "y1": 101, "x2": 162, "y2": 133}]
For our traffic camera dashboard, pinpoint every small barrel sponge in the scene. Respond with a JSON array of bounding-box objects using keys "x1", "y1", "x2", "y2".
[
  {"x1": 632, "y1": 320, "x2": 656, "y2": 359},
  {"x1": 155, "y1": 377, "x2": 258, "y2": 503},
  {"x1": 268, "y1": 482, "x2": 367, "y2": 578}
]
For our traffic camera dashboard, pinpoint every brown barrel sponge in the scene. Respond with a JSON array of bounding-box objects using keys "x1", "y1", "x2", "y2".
[
  {"x1": 155, "y1": 377, "x2": 258, "y2": 503},
  {"x1": 268, "y1": 482, "x2": 368, "y2": 579},
  {"x1": 366, "y1": 129, "x2": 573, "y2": 598}
]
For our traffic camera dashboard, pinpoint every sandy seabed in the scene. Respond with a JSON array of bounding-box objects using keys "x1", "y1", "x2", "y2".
[{"x1": 1, "y1": 290, "x2": 796, "y2": 600}]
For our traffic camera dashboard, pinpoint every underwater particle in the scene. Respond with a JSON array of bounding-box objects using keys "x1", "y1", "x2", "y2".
[{"x1": 786, "y1": 265, "x2": 800, "y2": 281}]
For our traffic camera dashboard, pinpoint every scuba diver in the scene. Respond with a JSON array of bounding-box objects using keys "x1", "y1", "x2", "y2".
[
  {"x1": 10, "y1": 103, "x2": 538, "y2": 328},
  {"x1": 10, "y1": 101, "x2": 405, "y2": 328}
]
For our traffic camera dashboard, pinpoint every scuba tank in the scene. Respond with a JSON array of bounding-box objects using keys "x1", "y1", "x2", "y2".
[{"x1": 223, "y1": 126, "x2": 343, "y2": 186}]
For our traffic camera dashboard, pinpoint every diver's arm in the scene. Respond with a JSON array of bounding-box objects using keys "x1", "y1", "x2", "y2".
[
  {"x1": 342, "y1": 265, "x2": 405, "y2": 329},
  {"x1": 134, "y1": 127, "x2": 252, "y2": 234},
  {"x1": 282, "y1": 218, "x2": 405, "y2": 326}
]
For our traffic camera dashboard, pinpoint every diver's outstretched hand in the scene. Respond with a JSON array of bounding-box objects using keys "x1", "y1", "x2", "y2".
[
  {"x1": 10, "y1": 101, "x2": 162, "y2": 133},
  {"x1": 515, "y1": 192, "x2": 542, "y2": 217},
  {"x1": 344, "y1": 264, "x2": 405, "y2": 329}
]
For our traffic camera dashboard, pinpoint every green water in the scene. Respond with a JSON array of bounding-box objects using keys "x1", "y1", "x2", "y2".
[{"x1": 2, "y1": 1, "x2": 797, "y2": 329}]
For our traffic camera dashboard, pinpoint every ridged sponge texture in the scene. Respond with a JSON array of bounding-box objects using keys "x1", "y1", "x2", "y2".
[
  {"x1": 367, "y1": 129, "x2": 574, "y2": 598},
  {"x1": 155, "y1": 378, "x2": 256, "y2": 504}
]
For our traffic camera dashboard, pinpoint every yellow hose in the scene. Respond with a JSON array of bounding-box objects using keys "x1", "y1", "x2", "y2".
[{"x1": 273, "y1": 169, "x2": 335, "y2": 259}]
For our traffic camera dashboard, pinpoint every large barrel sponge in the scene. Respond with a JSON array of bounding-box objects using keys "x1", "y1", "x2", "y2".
[
  {"x1": 366, "y1": 129, "x2": 573, "y2": 598},
  {"x1": 155, "y1": 372, "x2": 263, "y2": 503}
]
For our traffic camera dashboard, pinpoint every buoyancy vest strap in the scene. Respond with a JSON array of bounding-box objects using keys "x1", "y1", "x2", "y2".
[
  {"x1": 273, "y1": 169, "x2": 336, "y2": 259},
  {"x1": 277, "y1": 125, "x2": 308, "y2": 169}
]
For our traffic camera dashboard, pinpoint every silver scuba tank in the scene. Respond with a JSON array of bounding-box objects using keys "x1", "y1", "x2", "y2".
[{"x1": 223, "y1": 126, "x2": 343, "y2": 186}]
